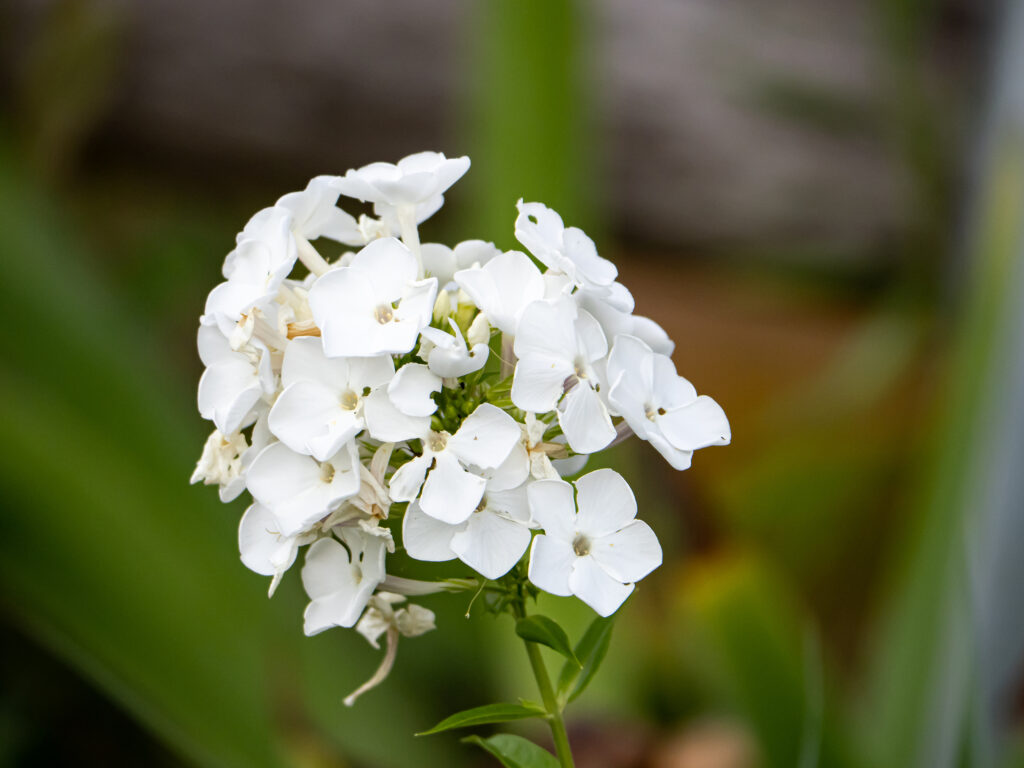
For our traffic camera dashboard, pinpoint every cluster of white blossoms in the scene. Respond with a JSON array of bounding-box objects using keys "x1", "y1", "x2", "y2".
[{"x1": 191, "y1": 151, "x2": 730, "y2": 701}]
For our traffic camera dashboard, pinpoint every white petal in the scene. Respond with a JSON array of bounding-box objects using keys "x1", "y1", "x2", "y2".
[
  {"x1": 526, "y1": 479, "x2": 577, "y2": 541},
  {"x1": 350, "y1": 237, "x2": 418, "y2": 300},
  {"x1": 280, "y1": 336, "x2": 349, "y2": 389},
  {"x1": 401, "y1": 502, "x2": 457, "y2": 562},
  {"x1": 454, "y1": 250, "x2": 544, "y2": 335},
  {"x1": 511, "y1": 354, "x2": 573, "y2": 413},
  {"x1": 574, "y1": 468, "x2": 637, "y2": 539},
  {"x1": 238, "y1": 503, "x2": 298, "y2": 577},
  {"x1": 591, "y1": 520, "x2": 662, "y2": 584},
  {"x1": 388, "y1": 454, "x2": 431, "y2": 502},
  {"x1": 575, "y1": 309, "x2": 608, "y2": 363},
  {"x1": 392, "y1": 278, "x2": 438, "y2": 347},
  {"x1": 363, "y1": 388, "x2": 431, "y2": 442},
  {"x1": 658, "y1": 395, "x2": 731, "y2": 451},
  {"x1": 647, "y1": 433, "x2": 694, "y2": 471},
  {"x1": 569, "y1": 556, "x2": 634, "y2": 617},
  {"x1": 483, "y1": 485, "x2": 531, "y2": 525},
  {"x1": 419, "y1": 452, "x2": 486, "y2": 524},
  {"x1": 513, "y1": 298, "x2": 579, "y2": 363},
  {"x1": 387, "y1": 363, "x2": 441, "y2": 417},
  {"x1": 198, "y1": 361, "x2": 262, "y2": 435},
  {"x1": 448, "y1": 403, "x2": 521, "y2": 470},
  {"x1": 562, "y1": 227, "x2": 616, "y2": 287},
  {"x1": 515, "y1": 200, "x2": 565, "y2": 269},
  {"x1": 421, "y1": 242, "x2": 457, "y2": 284},
  {"x1": 483, "y1": 441, "x2": 530, "y2": 492},
  {"x1": 451, "y1": 511, "x2": 531, "y2": 579},
  {"x1": 301, "y1": 537, "x2": 354, "y2": 601},
  {"x1": 650, "y1": 354, "x2": 698, "y2": 408},
  {"x1": 348, "y1": 355, "x2": 396, "y2": 390},
  {"x1": 308, "y1": 268, "x2": 380, "y2": 357},
  {"x1": 527, "y1": 534, "x2": 574, "y2": 596},
  {"x1": 557, "y1": 385, "x2": 615, "y2": 454}
]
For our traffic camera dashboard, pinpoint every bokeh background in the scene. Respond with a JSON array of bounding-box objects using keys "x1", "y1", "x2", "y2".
[{"x1": 2, "y1": 0, "x2": 1024, "y2": 766}]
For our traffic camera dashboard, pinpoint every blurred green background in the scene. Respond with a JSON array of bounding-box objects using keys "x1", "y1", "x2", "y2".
[{"x1": 2, "y1": 0, "x2": 1024, "y2": 766}]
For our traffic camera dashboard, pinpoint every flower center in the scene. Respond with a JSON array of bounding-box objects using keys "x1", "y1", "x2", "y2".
[
  {"x1": 339, "y1": 389, "x2": 359, "y2": 410},
  {"x1": 374, "y1": 304, "x2": 394, "y2": 324},
  {"x1": 573, "y1": 357, "x2": 588, "y2": 379},
  {"x1": 320, "y1": 462, "x2": 335, "y2": 483},
  {"x1": 644, "y1": 404, "x2": 666, "y2": 421},
  {"x1": 572, "y1": 534, "x2": 591, "y2": 557},
  {"x1": 428, "y1": 431, "x2": 448, "y2": 453}
]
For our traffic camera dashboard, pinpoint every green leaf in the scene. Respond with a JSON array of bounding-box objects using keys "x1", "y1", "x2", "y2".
[
  {"x1": 462, "y1": 734, "x2": 560, "y2": 768},
  {"x1": 418, "y1": 703, "x2": 546, "y2": 736},
  {"x1": 515, "y1": 615, "x2": 579, "y2": 665},
  {"x1": 557, "y1": 615, "x2": 614, "y2": 703}
]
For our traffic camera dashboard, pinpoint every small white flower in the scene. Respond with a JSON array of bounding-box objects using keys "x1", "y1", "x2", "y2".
[
  {"x1": 454, "y1": 250, "x2": 546, "y2": 336},
  {"x1": 333, "y1": 152, "x2": 470, "y2": 209},
  {"x1": 196, "y1": 325, "x2": 275, "y2": 435},
  {"x1": 388, "y1": 403, "x2": 521, "y2": 524},
  {"x1": 309, "y1": 238, "x2": 437, "y2": 357},
  {"x1": 512, "y1": 297, "x2": 615, "y2": 454},
  {"x1": 420, "y1": 318, "x2": 489, "y2": 378},
  {"x1": 268, "y1": 336, "x2": 394, "y2": 460},
  {"x1": 421, "y1": 239, "x2": 501, "y2": 288},
  {"x1": 276, "y1": 175, "x2": 363, "y2": 245},
  {"x1": 607, "y1": 335, "x2": 730, "y2": 470},
  {"x1": 301, "y1": 528, "x2": 387, "y2": 635},
  {"x1": 204, "y1": 207, "x2": 297, "y2": 335},
  {"x1": 238, "y1": 503, "x2": 317, "y2": 595},
  {"x1": 514, "y1": 201, "x2": 617, "y2": 294},
  {"x1": 527, "y1": 469, "x2": 662, "y2": 617},
  {"x1": 246, "y1": 441, "x2": 361, "y2": 537},
  {"x1": 190, "y1": 428, "x2": 248, "y2": 495},
  {"x1": 403, "y1": 482, "x2": 533, "y2": 579}
]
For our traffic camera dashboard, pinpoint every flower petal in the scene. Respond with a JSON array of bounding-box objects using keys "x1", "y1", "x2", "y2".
[
  {"x1": 526, "y1": 479, "x2": 577, "y2": 542},
  {"x1": 557, "y1": 385, "x2": 615, "y2": 455},
  {"x1": 591, "y1": 520, "x2": 662, "y2": 584},
  {"x1": 658, "y1": 395, "x2": 731, "y2": 451},
  {"x1": 387, "y1": 363, "x2": 441, "y2": 417},
  {"x1": 363, "y1": 388, "x2": 430, "y2": 442},
  {"x1": 527, "y1": 534, "x2": 575, "y2": 597},
  {"x1": 448, "y1": 403, "x2": 521, "y2": 470},
  {"x1": 451, "y1": 511, "x2": 531, "y2": 579},
  {"x1": 419, "y1": 452, "x2": 486, "y2": 524},
  {"x1": 238, "y1": 503, "x2": 298, "y2": 577},
  {"x1": 401, "y1": 502, "x2": 457, "y2": 562},
  {"x1": 569, "y1": 556, "x2": 634, "y2": 617},
  {"x1": 574, "y1": 468, "x2": 637, "y2": 538},
  {"x1": 388, "y1": 454, "x2": 431, "y2": 502}
]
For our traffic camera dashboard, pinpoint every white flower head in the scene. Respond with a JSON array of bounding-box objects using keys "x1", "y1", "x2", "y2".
[
  {"x1": 388, "y1": 403, "x2": 521, "y2": 524},
  {"x1": 302, "y1": 528, "x2": 388, "y2": 635},
  {"x1": 268, "y1": 336, "x2": 394, "y2": 460},
  {"x1": 309, "y1": 237, "x2": 437, "y2": 357},
  {"x1": 527, "y1": 469, "x2": 662, "y2": 616},
  {"x1": 246, "y1": 441, "x2": 361, "y2": 537},
  {"x1": 607, "y1": 335, "x2": 730, "y2": 470},
  {"x1": 514, "y1": 201, "x2": 617, "y2": 293},
  {"x1": 403, "y1": 482, "x2": 533, "y2": 580},
  {"x1": 512, "y1": 297, "x2": 615, "y2": 454}
]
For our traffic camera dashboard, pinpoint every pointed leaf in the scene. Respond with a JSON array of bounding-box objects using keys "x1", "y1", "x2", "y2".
[
  {"x1": 462, "y1": 734, "x2": 561, "y2": 768},
  {"x1": 515, "y1": 615, "x2": 579, "y2": 665},
  {"x1": 557, "y1": 615, "x2": 614, "y2": 703},
  {"x1": 417, "y1": 702, "x2": 546, "y2": 736}
]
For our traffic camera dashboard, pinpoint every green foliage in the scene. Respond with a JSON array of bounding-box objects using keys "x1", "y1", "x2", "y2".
[
  {"x1": 463, "y1": 734, "x2": 561, "y2": 768},
  {"x1": 515, "y1": 616, "x2": 579, "y2": 667},
  {"x1": 418, "y1": 702, "x2": 547, "y2": 736},
  {"x1": 557, "y1": 615, "x2": 614, "y2": 704}
]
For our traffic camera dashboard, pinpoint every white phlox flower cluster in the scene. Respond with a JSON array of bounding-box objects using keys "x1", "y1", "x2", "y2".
[{"x1": 191, "y1": 151, "x2": 730, "y2": 703}]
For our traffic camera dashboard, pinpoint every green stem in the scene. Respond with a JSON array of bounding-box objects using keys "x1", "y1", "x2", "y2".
[{"x1": 513, "y1": 598, "x2": 575, "y2": 767}]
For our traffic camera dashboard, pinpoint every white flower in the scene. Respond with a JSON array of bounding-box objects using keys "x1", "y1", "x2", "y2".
[
  {"x1": 512, "y1": 297, "x2": 615, "y2": 454},
  {"x1": 308, "y1": 237, "x2": 437, "y2": 357},
  {"x1": 238, "y1": 503, "x2": 317, "y2": 595},
  {"x1": 420, "y1": 318, "x2": 489, "y2": 378},
  {"x1": 421, "y1": 239, "x2": 501, "y2": 287},
  {"x1": 190, "y1": 412, "x2": 272, "y2": 502},
  {"x1": 333, "y1": 152, "x2": 470, "y2": 209},
  {"x1": 196, "y1": 325, "x2": 275, "y2": 435},
  {"x1": 403, "y1": 482, "x2": 533, "y2": 579},
  {"x1": 204, "y1": 207, "x2": 297, "y2": 335},
  {"x1": 388, "y1": 403, "x2": 521, "y2": 524},
  {"x1": 246, "y1": 441, "x2": 361, "y2": 537},
  {"x1": 527, "y1": 469, "x2": 662, "y2": 616},
  {"x1": 607, "y1": 335, "x2": 730, "y2": 470},
  {"x1": 301, "y1": 528, "x2": 387, "y2": 635},
  {"x1": 276, "y1": 175, "x2": 363, "y2": 245},
  {"x1": 454, "y1": 250, "x2": 545, "y2": 336},
  {"x1": 514, "y1": 201, "x2": 617, "y2": 294},
  {"x1": 268, "y1": 336, "x2": 394, "y2": 460}
]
